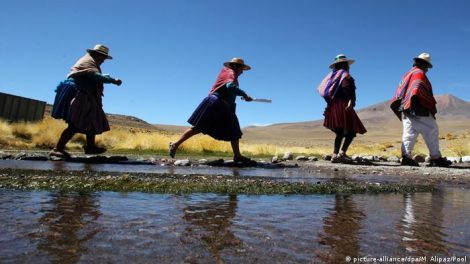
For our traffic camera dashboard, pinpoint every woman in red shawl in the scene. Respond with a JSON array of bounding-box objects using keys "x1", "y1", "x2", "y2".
[
  {"x1": 318, "y1": 54, "x2": 366, "y2": 163},
  {"x1": 169, "y1": 58, "x2": 254, "y2": 163}
]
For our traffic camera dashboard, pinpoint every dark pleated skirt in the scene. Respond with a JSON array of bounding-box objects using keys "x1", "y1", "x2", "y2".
[
  {"x1": 323, "y1": 99, "x2": 367, "y2": 136},
  {"x1": 68, "y1": 90, "x2": 110, "y2": 135},
  {"x1": 51, "y1": 80, "x2": 77, "y2": 120},
  {"x1": 188, "y1": 95, "x2": 242, "y2": 141}
]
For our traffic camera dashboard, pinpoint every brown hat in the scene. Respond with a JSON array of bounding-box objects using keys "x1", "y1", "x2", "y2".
[
  {"x1": 86, "y1": 44, "x2": 113, "y2": 59},
  {"x1": 329, "y1": 54, "x2": 355, "y2": 69},
  {"x1": 223, "y1": 57, "x2": 251, "y2": 70}
]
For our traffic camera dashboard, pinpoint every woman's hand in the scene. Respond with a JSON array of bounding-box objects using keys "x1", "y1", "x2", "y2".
[
  {"x1": 113, "y1": 79, "x2": 122, "y2": 86},
  {"x1": 243, "y1": 95, "x2": 253, "y2": 102},
  {"x1": 243, "y1": 96, "x2": 253, "y2": 102},
  {"x1": 345, "y1": 100, "x2": 353, "y2": 110}
]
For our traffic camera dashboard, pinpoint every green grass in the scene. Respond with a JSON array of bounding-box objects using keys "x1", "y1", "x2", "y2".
[{"x1": 0, "y1": 168, "x2": 436, "y2": 195}]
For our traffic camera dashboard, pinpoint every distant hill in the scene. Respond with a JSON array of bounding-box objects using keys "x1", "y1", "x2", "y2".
[{"x1": 242, "y1": 94, "x2": 470, "y2": 147}]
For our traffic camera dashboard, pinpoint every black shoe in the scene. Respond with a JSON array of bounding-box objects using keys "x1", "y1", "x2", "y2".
[
  {"x1": 401, "y1": 156, "x2": 419, "y2": 167},
  {"x1": 84, "y1": 146, "x2": 107, "y2": 155},
  {"x1": 429, "y1": 157, "x2": 452, "y2": 167}
]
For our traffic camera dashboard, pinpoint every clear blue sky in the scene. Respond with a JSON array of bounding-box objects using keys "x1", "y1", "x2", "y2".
[{"x1": 1, "y1": 0, "x2": 469, "y2": 127}]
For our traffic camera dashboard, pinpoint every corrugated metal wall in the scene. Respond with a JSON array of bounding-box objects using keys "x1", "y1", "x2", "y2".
[{"x1": 0, "y1": 92, "x2": 46, "y2": 122}]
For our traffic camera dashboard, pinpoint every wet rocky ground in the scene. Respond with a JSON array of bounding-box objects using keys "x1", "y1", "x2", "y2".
[{"x1": 1, "y1": 150, "x2": 469, "y2": 194}]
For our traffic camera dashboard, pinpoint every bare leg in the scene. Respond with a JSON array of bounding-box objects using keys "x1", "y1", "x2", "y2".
[
  {"x1": 84, "y1": 133, "x2": 106, "y2": 154},
  {"x1": 169, "y1": 127, "x2": 200, "y2": 158},
  {"x1": 86, "y1": 134, "x2": 96, "y2": 148},
  {"x1": 333, "y1": 133, "x2": 344, "y2": 155},
  {"x1": 340, "y1": 135, "x2": 354, "y2": 156},
  {"x1": 173, "y1": 127, "x2": 200, "y2": 148},
  {"x1": 231, "y1": 139, "x2": 250, "y2": 161},
  {"x1": 55, "y1": 126, "x2": 76, "y2": 152}
]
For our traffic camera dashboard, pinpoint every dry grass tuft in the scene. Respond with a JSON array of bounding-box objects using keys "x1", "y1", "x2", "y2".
[
  {"x1": 447, "y1": 141, "x2": 470, "y2": 157},
  {"x1": 445, "y1": 133, "x2": 457, "y2": 140}
]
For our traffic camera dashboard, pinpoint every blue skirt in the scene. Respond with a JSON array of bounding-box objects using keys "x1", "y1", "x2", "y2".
[
  {"x1": 51, "y1": 80, "x2": 77, "y2": 120},
  {"x1": 188, "y1": 95, "x2": 242, "y2": 141}
]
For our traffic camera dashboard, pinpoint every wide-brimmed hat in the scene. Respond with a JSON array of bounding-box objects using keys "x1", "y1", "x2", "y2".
[
  {"x1": 329, "y1": 54, "x2": 355, "y2": 69},
  {"x1": 413, "y1": 53, "x2": 432, "y2": 68},
  {"x1": 86, "y1": 44, "x2": 113, "y2": 59},
  {"x1": 223, "y1": 58, "x2": 251, "y2": 70}
]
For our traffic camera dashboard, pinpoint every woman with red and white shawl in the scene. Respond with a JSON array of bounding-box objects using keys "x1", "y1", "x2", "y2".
[
  {"x1": 50, "y1": 45, "x2": 122, "y2": 158},
  {"x1": 169, "y1": 58, "x2": 254, "y2": 163},
  {"x1": 317, "y1": 54, "x2": 366, "y2": 163},
  {"x1": 390, "y1": 53, "x2": 451, "y2": 167}
]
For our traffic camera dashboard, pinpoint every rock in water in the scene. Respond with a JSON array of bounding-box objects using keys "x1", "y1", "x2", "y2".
[
  {"x1": 174, "y1": 159, "x2": 191, "y2": 166},
  {"x1": 282, "y1": 152, "x2": 293, "y2": 160},
  {"x1": 447, "y1": 157, "x2": 461, "y2": 163},
  {"x1": 295, "y1": 156, "x2": 308, "y2": 161}
]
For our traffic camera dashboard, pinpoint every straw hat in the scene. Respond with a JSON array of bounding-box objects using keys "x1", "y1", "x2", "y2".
[
  {"x1": 413, "y1": 53, "x2": 432, "y2": 68},
  {"x1": 329, "y1": 54, "x2": 355, "y2": 69},
  {"x1": 86, "y1": 44, "x2": 113, "y2": 59},
  {"x1": 223, "y1": 58, "x2": 251, "y2": 70}
]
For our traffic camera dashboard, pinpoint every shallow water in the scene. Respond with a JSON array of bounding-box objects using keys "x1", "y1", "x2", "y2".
[
  {"x1": 1, "y1": 188, "x2": 469, "y2": 263},
  {"x1": 0, "y1": 160, "x2": 319, "y2": 182}
]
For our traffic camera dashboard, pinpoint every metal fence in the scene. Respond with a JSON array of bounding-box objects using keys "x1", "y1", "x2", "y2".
[{"x1": 0, "y1": 92, "x2": 46, "y2": 122}]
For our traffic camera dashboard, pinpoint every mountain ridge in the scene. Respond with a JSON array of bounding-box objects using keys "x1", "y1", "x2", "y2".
[{"x1": 241, "y1": 94, "x2": 470, "y2": 146}]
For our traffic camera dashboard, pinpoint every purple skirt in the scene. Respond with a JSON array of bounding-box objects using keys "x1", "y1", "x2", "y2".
[
  {"x1": 188, "y1": 95, "x2": 242, "y2": 141},
  {"x1": 68, "y1": 90, "x2": 110, "y2": 135}
]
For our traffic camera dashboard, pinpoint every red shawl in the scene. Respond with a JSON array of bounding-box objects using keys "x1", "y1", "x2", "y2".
[
  {"x1": 209, "y1": 67, "x2": 238, "y2": 94},
  {"x1": 390, "y1": 67, "x2": 437, "y2": 120}
]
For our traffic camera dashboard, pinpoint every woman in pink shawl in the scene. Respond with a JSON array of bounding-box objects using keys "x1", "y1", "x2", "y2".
[
  {"x1": 50, "y1": 45, "x2": 122, "y2": 158},
  {"x1": 169, "y1": 58, "x2": 254, "y2": 163},
  {"x1": 317, "y1": 54, "x2": 366, "y2": 163}
]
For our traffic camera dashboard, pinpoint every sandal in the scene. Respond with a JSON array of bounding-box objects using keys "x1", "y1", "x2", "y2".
[
  {"x1": 49, "y1": 149, "x2": 71, "y2": 159},
  {"x1": 339, "y1": 153, "x2": 353, "y2": 163},
  {"x1": 331, "y1": 154, "x2": 342, "y2": 163},
  {"x1": 169, "y1": 142, "x2": 177, "y2": 158}
]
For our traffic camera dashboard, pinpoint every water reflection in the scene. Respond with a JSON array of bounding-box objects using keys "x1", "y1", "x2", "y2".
[
  {"x1": 399, "y1": 192, "x2": 448, "y2": 255},
  {"x1": 316, "y1": 195, "x2": 365, "y2": 263},
  {"x1": 1, "y1": 188, "x2": 469, "y2": 262},
  {"x1": 182, "y1": 194, "x2": 239, "y2": 262},
  {"x1": 51, "y1": 161, "x2": 66, "y2": 171},
  {"x1": 30, "y1": 192, "x2": 101, "y2": 263}
]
